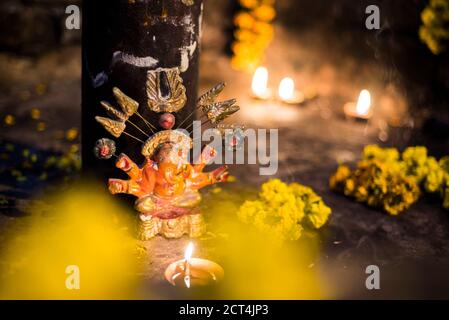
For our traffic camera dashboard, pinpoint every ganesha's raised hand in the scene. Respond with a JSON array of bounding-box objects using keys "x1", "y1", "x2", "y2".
[
  {"x1": 210, "y1": 165, "x2": 229, "y2": 183},
  {"x1": 192, "y1": 144, "x2": 218, "y2": 173},
  {"x1": 108, "y1": 153, "x2": 156, "y2": 197},
  {"x1": 187, "y1": 165, "x2": 229, "y2": 190}
]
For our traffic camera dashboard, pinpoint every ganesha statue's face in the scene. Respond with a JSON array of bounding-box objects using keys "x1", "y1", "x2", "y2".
[{"x1": 153, "y1": 143, "x2": 189, "y2": 168}]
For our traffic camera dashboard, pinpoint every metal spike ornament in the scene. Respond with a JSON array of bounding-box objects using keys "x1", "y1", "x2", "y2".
[
  {"x1": 205, "y1": 99, "x2": 240, "y2": 124},
  {"x1": 198, "y1": 82, "x2": 226, "y2": 109},
  {"x1": 93, "y1": 67, "x2": 241, "y2": 240},
  {"x1": 95, "y1": 117, "x2": 126, "y2": 138}
]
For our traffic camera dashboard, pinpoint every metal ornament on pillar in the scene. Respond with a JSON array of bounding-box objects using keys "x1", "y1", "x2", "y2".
[{"x1": 83, "y1": 0, "x2": 204, "y2": 173}]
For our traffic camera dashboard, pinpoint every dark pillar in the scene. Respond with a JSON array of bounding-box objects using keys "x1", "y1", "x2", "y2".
[{"x1": 82, "y1": 0, "x2": 203, "y2": 175}]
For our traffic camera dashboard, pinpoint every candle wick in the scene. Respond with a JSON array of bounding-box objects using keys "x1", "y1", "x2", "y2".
[{"x1": 183, "y1": 259, "x2": 191, "y2": 288}]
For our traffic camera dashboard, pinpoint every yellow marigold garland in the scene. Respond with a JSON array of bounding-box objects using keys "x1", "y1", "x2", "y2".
[
  {"x1": 419, "y1": 0, "x2": 449, "y2": 54},
  {"x1": 330, "y1": 145, "x2": 449, "y2": 215},
  {"x1": 231, "y1": 0, "x2": 276, "y2": 72},
  {"x1": 238, "y1": 179, "x2": 331, "y2": 240}
]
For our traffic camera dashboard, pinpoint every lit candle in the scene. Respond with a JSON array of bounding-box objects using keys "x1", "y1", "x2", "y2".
[
  {"x1": 165, "y1": 242, "x2": 224, "y2": 288},
  {"x1": 278, "y1": 77, "x2": 305, "y2": 104},
  {"x1": 251, "y1": 66, "x2": 272, "y2": 100},
  {"x1": 343, "y1": 89, "x2": 373, "y2": 120},
  {"x1": 183, "y1": 242, "x2": 193, "y2": 288}
]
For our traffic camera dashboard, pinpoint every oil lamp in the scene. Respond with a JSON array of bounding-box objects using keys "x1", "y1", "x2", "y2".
[
  {"x1": 165, "y1": 242, "x2": 224, "y2": 288},
  {"x1": 343, "y1": 89, "x2": 373, "y2": 120},
  {"x1": 278, "y1": 77, "x2": 305, "y2": 104},
  {"x1": 251, "y1": 66, "x2": 272, "y2": 100}
]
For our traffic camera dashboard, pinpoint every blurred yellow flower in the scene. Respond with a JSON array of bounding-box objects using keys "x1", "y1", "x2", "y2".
[
  {"x1": 419, "y1": 0, "x2": 449, "y2": 54},
  {"x1": 30, "y1": 154, "x2": 38, "y2": 163},
  {"x1": 253, "y1": 21, "x2": 274, "y2": 37},
  {"x1": 211, "y1": 187, "x2": 222, "y2": 194},
  {"x1": 66, "y1": 127, "x2": 79, "y2": 141},
  {"x1": 30, "y1": 108, "x2": 41, "y2": 120},
  {"x1": 234, "y1": 29, "x2": 256, "y2": 42},
  {"x1": 252, "y1": 5, "x2": 276, "y2": 22},
  {"x1": 37, "y1": 122, "x2": 46, "y2": 132},
  {"x1": 4, "y1": 114, "x2": 15, "y2": 126},
  {"x1": 69, "y1": 144, "x2": 79, "y2": 154},
  {"x1": 234, "y1": 12, "x2": 255, "y2": 29},
  {"x1": 330, "y1": 145, "x2": 449, "y2": 214}
]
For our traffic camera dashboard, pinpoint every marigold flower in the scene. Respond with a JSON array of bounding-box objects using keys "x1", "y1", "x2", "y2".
[
  {"x1": 330, "y1": 145, "x2": 448, "y2": 214},
  {"x1": 66, "y1": 127, "x2": 79, "y2": 141},
  {"x1": 252, "y1": 5, "x2": 276, "y2": 22},
  {"x1": 234, "y1": 12, "x2": 255, "y2": 29},
  {"x1": 232, "y1": 1, "x2": 276, "y2": 72},
  {"x1": 238, "y1": 179, "x2": 331, "y2": 240}
]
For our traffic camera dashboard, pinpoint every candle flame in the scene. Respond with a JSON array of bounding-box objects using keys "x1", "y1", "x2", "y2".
[
  {"x1": 183, "y1": 242, "x2": 193, "y2": 288},
  {"x1": 252, "y1": 66, "x2": 269, "y2": 97},
  {"x1": 184, "y1": 242, "x2": 194, "y2": 261},
  {"x1": 278, "y1": 77, "x2": 295, "y2": 101},
  {"x1": 356, "y1": 89, "x2": 371, "y2": 116}
]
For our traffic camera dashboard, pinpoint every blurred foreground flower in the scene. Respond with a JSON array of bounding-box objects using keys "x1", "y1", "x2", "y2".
[
  {"x1": 4, "y1": 115, "x2": 15, "y2": 126},
  {"x1": 0, "y1": 182, "x2": 140, "y2": 299}
]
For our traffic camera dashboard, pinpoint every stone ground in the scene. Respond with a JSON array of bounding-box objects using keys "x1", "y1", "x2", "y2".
[{"x1": 1, "y1": 23, "x2": 449, "y2": 298}]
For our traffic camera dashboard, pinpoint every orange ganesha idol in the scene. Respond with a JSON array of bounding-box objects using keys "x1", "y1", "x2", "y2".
[{"x1": 93, "y1": 67, "x2": 241, "y2": 240}]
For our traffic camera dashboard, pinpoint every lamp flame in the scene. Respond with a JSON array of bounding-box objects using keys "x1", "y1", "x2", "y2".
[
  {"x1": 356, "y1": 89, "x2": 371, "y2": 116},
  {"x1": 184, "y1": 242, "x2": 194, "y2": 261},
  {"x1": 252, "y1": 67, "x2": 269, "y2": 97},
  {"x1": 278, "y1": 77, "x2": 295, "y2": 101},
  {"x1": 183, "y1": 242, "x2": 194, "y2": 288}
]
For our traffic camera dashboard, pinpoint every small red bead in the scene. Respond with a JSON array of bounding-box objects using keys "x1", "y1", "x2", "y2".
[
  {"x1": 159, "y1": 113, "x2": 175, "y2": 130},
  {"x1": 100, "y1": 146, "x2": 110, "y2": 157}
]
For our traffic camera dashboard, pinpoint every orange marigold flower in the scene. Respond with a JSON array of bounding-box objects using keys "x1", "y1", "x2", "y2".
[
  {"x1": 234, "y1": 12, "x2": 255, "y2": 29},
  {"x1": 252, "y1": 5, "x2": 276, "y2": 22}
]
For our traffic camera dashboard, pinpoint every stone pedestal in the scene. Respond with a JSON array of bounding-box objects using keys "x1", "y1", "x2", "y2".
[{"x1": 138, "y1": 213, "x2": 206, "y2": 240}]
